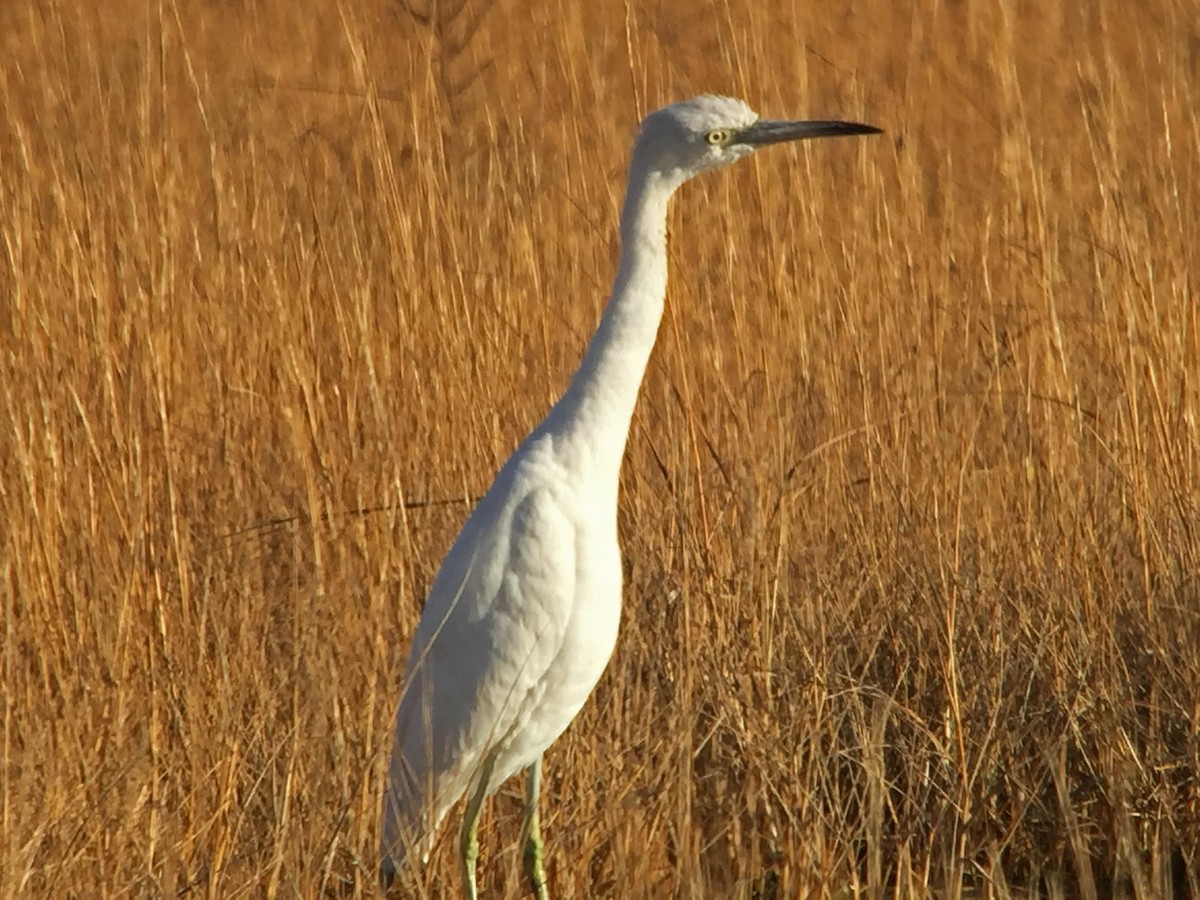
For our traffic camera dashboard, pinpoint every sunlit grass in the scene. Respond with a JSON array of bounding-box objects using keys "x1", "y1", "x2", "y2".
[{"x1": 1, "y1": 0, "x2": 1197, "y2": 896}]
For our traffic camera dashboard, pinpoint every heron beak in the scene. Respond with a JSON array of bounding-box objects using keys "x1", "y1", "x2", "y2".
[{"x1": 735, "y1": 119, "x2": 882, "y2": 147}]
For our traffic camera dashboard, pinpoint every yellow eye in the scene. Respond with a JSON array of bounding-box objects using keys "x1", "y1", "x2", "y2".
[{"x1": 705, "y1": 129, "x2": 732, "y2": 146}]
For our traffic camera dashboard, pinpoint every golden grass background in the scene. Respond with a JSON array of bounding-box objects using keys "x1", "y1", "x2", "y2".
[{"x1": 2, "y1": 0, "x2": 1198, "y2": 896}]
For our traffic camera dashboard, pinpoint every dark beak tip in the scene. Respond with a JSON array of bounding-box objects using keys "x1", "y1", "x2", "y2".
[{"x1": 831, "y1": 122, "x2": 884, "y2": 137}]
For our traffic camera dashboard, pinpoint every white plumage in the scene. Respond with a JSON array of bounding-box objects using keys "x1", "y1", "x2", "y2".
[{"x1": 381, "y1": 94, "x2": 880, "y2": 898}]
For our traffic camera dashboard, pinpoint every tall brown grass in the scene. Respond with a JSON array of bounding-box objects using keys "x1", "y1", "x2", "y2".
[{"x1": 2, "y1": 0, "x2": 1197, "y2": 896}]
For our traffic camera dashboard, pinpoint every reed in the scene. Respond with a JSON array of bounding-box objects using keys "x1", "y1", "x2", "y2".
[{"x1": 1, "y1": 0, "x2": 1196, "y2": 895}]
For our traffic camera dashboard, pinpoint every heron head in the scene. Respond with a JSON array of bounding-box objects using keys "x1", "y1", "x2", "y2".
[{"x1": 632, "y1": 94, "x2": 880, "y2": 185}]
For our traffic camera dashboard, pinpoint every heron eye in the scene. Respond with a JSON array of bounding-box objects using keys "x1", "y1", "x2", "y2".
[{"x1": 705, "y1": 129, "x2": 731, "y2": 146}]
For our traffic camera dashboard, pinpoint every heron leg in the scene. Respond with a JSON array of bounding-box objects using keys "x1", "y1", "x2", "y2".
[
  {"x1": 520, "y1": 756, "x2": 549, "y2": 900},
  {"x1": 459, "y1": 756, "x2": 495, "y2": 900}
]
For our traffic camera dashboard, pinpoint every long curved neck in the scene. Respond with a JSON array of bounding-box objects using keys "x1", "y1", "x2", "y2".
[{"x1": 542, "y1": 159, "x2": 678, "y2": 478}]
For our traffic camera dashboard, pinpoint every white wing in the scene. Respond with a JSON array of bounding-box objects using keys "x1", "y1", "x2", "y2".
[{"x1": 382, "y1": 448, "x2": 578, "y2": 865}]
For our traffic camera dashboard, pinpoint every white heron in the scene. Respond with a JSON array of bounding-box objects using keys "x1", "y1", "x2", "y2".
[{"x1": 381, "y1": 94, "x2": 880, "y2": 897}]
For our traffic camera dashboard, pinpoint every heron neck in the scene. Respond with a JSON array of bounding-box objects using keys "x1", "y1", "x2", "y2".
[{"x1": 546, "y1": 162, "x2": 677, "y2": 478}]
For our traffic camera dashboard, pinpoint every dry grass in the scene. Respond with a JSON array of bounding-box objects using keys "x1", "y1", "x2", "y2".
[{"x1": 2, "y1": 0, "x2": 1199, "y2": 896}]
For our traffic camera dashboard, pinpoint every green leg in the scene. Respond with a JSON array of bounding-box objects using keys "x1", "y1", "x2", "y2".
[
  {"x1": 520, "y1": 757, "x2": 549, "y2": 900},
  {"x1": 460, "y1": 756, "x2": 495, "y2": 900}
]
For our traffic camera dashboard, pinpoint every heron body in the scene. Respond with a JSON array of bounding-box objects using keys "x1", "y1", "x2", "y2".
[{"x1": 382, "y1": 94, "x2": 879, "y2": 897}]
